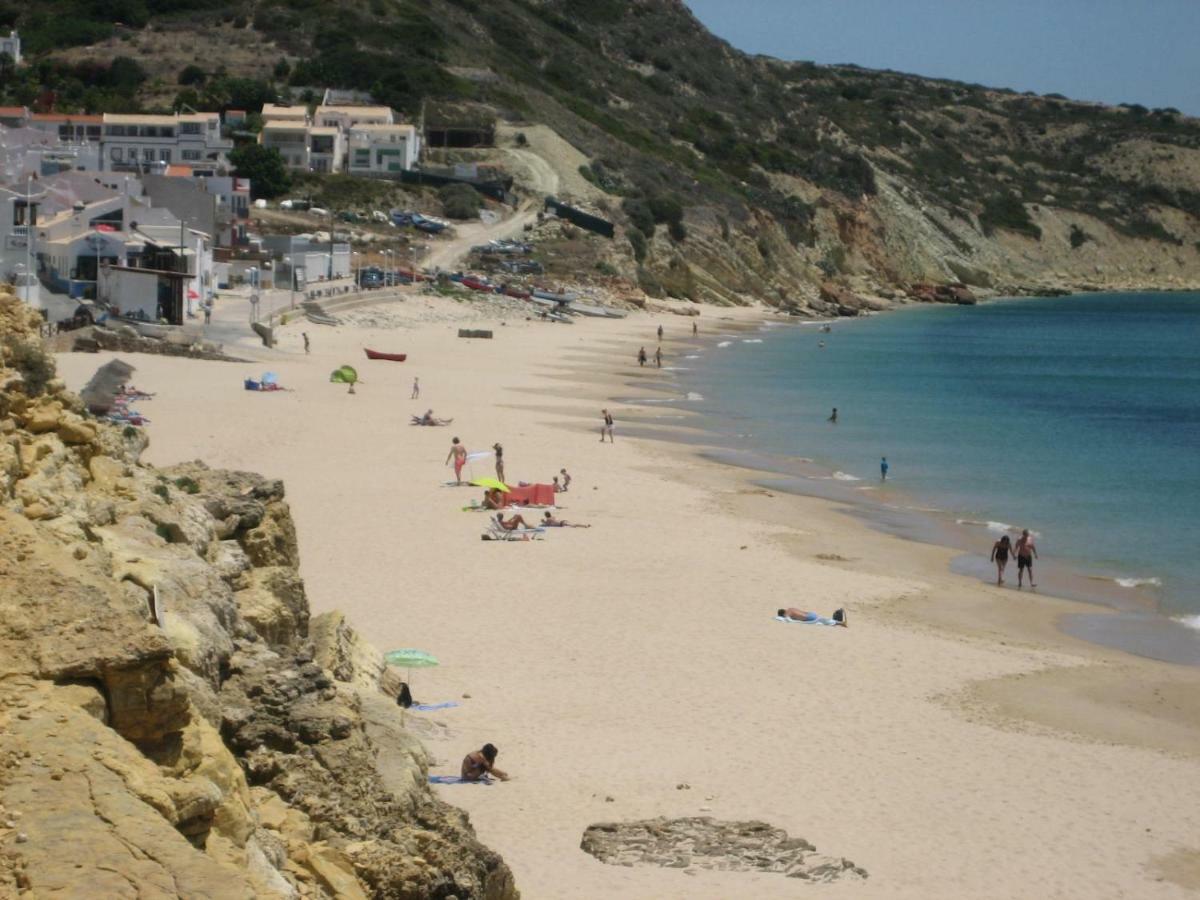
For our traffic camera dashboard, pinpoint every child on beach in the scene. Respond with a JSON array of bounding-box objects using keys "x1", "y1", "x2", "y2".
[
  {"x1": 600, "y1": 410, "x2": 614, "y2": 442},
  {"x1": 411, "y1": 377, "x2": 420, "y2": 399},
  {"x1": 560, "y1": 468, "x2": 571, "y2": 491}
]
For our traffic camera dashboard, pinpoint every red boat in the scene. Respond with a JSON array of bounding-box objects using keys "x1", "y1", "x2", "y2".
[
  {"x1": 503, "y1": 285, "x2": 532, "y2": 300},
  {"x1": 461, "y1": 276, "x2": 494, "y2": 292},
  {"x1": 364, "y1": 349, "x2": 407, "y2": 362}
]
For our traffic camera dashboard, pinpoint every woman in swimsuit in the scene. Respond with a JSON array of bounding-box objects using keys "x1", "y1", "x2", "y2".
[
  {"x1": 990, "y1": 535, "x2": 1012, "y2": 585},
  {"x1": 461, "y1": 743, "x2": 509, "y2": 782}
]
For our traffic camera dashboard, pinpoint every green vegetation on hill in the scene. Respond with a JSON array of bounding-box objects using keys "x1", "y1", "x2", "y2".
[{"x1": 2, "y1": 0, "x2": 1198, "y2": 260}]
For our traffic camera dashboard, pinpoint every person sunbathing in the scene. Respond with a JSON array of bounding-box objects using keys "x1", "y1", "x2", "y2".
[
  {"x1": 482, "y1": 489, "x2": 504, "y2": 510},
  {"x1": 461, "y1": 743, "x2": 509, "y2": 782},
  {"x1": 496, "y1": 512, "x2": 534, "y2": 531},
  {"x1": 542, "y1": 512, "x2": 590, "y2": 528},
  {"x1": 778, "y1": 607, "x2": 847, "y2": 627}
]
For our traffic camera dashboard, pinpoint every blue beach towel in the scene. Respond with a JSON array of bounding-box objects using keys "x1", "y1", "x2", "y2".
[
  {"x1": 411, "y1": 702, "x2": 459, "y2": 712},
  {"x1": 775, "y1": 614, "x2": 839, "y2": 626},
  {"x1": 429, "y1": 775, "x2": 493, "y2": 785}
]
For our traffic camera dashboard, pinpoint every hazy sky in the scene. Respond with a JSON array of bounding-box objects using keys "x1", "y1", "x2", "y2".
[{"x1": 684, "y1": 0, "x2": 1200, "y2": 115}]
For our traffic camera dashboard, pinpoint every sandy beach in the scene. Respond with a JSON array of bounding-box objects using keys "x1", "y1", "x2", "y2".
[{"x1": 56, "y1": 292, "x2": 1200, "y2": 899}]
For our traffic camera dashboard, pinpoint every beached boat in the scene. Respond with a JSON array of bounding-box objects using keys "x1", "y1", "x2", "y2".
[
  {"x1": 364, "y1": 348, "x2": 408, "y2": 362},
  {"x1": 305, "y1": 311, "x2": 340, "y2": 326}
]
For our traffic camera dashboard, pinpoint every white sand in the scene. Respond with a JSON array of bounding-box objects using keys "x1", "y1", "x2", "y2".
[{"x1": 57, "y1": 293, "x2": 1200, "y2": 898}]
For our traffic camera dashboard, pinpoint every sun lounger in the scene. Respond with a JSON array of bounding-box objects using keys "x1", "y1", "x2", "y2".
[
  {"x1": 775, "y1": 614, "x2": 840, "y2": 626},
  {"x1": 485, "y1": 520, "x2": 545, "y2": 541}
]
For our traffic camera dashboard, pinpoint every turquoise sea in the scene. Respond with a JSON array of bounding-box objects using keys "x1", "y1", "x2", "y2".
[{"x1": 673, "y1": 292, "x2": 1200, "y2": 644}]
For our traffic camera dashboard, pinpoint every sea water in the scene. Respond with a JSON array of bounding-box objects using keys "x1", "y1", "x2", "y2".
[{"x1": 681, "y1": 293, "x2": 1200, "y2": 625}]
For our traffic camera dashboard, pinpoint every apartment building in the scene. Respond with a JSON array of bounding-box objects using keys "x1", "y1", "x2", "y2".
[{"x1": 101, "y1": 113, "x2": 231, "y2": 174}]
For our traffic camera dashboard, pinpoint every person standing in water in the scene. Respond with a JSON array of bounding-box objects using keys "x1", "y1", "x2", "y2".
[
  {"x1": 880, "y1": 457, "x2": 889, "y2": 481},
  {"x1": 411, "y1": 377, "x2": 420, "y2": 399},
  {"x1": 828, "y1": 407, "x2": 838, "y2": 423},
  {"x1": 446, "y1": 437, "x2": 467, "y2": 485},
  {"x1": 637, "y1": 347, "x2": 647, "y2": 367},
  {"x1": 1014, "y1": 529, "x2": 1038, "y2": 589},
  {"x1": 657, "y1": 324, "x2": 664, "y2": 341},
  {"x1": 990, "y1": 535, "x2": 1012, "y2": 585},
  {"x1": 692, "y1": 321, "x2": 698, "y2": 336},
  {"x1": 654, "y1": 346, "x2": 663, "y2": 368}
]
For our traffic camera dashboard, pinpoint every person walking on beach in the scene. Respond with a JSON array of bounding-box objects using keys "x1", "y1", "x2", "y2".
[
  {"x1": 446, "y1": 437, "x2": 467, "y2": 485},
  {"x1": 302, "y1": 332, "x2": 310, "y2": 354},
  {"x1": 1015, "y1": 529, "x2": 1038, "y2": 589},
  {"x1": 411, "y1": 377, "x2": 420, "y2": 399},
  {"x1": 693, "y1": 321, "x2": 698, "y2": 336},
  {"x1": 600, "y1": 409, "x2": 615, "y2": 442},
  {"x1": 203, "y1": 304, "x2": 211, "y2": 326},
  {"x1": 638, "y1": 346, "x2": 647, "y2": 367},
  {"x1": 991, "y1": 534, "x2": 1012, "y2": 586},
  {"x1": 828, "y1": 407, "x2": 838, "y2": 423},
  {"x1": 493, "y1": 443, "x2": 505, "y2": 483},
  {"x1": 462, "y1": 743, "x2": 509, "y2": 782},
  {"x1": 657, "y1": 323, "x2": 664, "y2": 341},
  {"x1": 880, "y1": 457, "x2": 889, "y2": 481},
  {"x1": 655, "y1": 346, "x2": 663, "y2": 368}
]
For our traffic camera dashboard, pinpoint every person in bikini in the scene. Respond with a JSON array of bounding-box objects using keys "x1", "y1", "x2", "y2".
[
  {"x1": 542, "y1": 511, "x2": 590, "y2": 528},
  {"x1": 991, "y1": 534, "x2": 1013, "y2": 585},
  {"x1": 495, "y1": 512, "x2": 534, "y2": 531},
  {"x1": 1014, "y1": 529, "x2": 1038, "y2": 589},
  {"x1": 461, "y1": 743, "x2": 509, "y2": 782},
  {"x1": 778, "y1": 608, "x2": 848, "y2": 627}
]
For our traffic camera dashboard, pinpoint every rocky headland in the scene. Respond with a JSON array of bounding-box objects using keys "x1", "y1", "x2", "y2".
[{"x1": 0, "y1": 285, "x2": 517, "y2": 897}]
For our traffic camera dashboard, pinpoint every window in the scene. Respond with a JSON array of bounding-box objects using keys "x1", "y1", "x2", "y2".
[
  {"x1": 159, "y1": 150, "x2": 171, "y2": 162},
  {"x1": 110, "y1": 147, "x2": 123, "y2": 161},
  {"x1": 58, "y1": 126, "x2": 70, "y2": 139},
  {"x1": 182, "y1": 149, "x2": 201, "y2": 161},
  {"x1": 181, "y1": 122, "x2": 202, "y2": 135},
  {"x1": 106, "y1": 125, "x2": 126, "y2": 137},
  {"x1": 143, "y1": 148, "x2": 156, "y2": 161}
]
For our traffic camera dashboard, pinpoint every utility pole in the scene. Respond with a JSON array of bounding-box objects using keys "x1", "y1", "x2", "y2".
[{"x1": 23, "y1": 175, "x2": 33, "y2": 305}]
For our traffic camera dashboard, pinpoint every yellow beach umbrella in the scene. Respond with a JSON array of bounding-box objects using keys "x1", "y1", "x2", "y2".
[{"x1": 470, "y1": 476, "x2": 510, "y2": 492}]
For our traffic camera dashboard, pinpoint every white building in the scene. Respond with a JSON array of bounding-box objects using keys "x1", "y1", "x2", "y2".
[
  {"x1": 101, "y1": 113, "x2": 232, "y2": 174},
  {"x1": 313, "y1": 104, "x2": 393, "y2": 131},
  {"x1": 346, "y1": 123, "x2": 420, "y2": 174},
  {"x1": 0, "y1": 31, "x2": 20, "y2": 66},
  {"x1": 260, "y1": 104, "x2": 309, "y2": 123},
  {"x1": 307, "y1": 126, "x2": 344, "y2": 174}
]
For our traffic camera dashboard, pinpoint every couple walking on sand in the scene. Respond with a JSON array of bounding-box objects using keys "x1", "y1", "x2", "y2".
[{"x1": 991, "y1": 529, "x2": 1039, "y2": 588}]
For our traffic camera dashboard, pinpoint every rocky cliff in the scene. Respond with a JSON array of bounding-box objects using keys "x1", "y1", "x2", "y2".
[{"x1": 0, "y1": 286, "x2": 517, "y2": 898}]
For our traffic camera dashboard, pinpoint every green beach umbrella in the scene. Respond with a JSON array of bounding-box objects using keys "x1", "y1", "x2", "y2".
[
  {"x1": 385, "y1": 648, "x2": 439, "y2": 668},
  {"x1": 330, "y1": 364, "x2": 359, "y2": 394},
  {"x1": 385, "y1": 648, "x2": 439, "y2": 700}
]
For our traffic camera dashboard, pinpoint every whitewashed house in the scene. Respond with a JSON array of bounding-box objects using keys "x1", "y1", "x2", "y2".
[{"x1": 346, "y1": 123, "x2": 420, "y2": 174}]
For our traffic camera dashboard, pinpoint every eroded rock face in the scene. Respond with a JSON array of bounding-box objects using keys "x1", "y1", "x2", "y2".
[
  {"x1": 0, "y1": 288, "x2": 518, "y2": 899},
  {"x1": 581, "y1": 817, "x2": 868, "y2": 883}
]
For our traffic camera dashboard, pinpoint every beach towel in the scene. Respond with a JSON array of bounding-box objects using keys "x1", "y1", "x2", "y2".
[
  {"x1": 775, "y1": 614, "x2": 839, "y2": 626},
  {"x1": 429, "y1": 775, "x2": 492, "y2": 785},
  {"x1": 411, "y1": 702, "x2": 458, "y2": 712}
]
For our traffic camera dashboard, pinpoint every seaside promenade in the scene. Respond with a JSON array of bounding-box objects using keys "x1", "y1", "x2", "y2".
[{"x1": 56, "y1": 294, "x2": 1200, "y2": 899}]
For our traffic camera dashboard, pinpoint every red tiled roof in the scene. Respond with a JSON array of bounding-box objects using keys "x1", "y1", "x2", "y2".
[
  {"x1": 0, "y1": 106, "x2": 27, "y2": 117},
  {"x1": 165, "y1": 165, "x2": 194, "y2": 177}
]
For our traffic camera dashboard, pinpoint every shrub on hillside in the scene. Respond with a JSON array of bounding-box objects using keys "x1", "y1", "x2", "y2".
[
  {"x1": 438, "y1": 183, "x2": 480, "y2": 220},
  {"x1": 979, "y1": 194, "x2": 1042, "y2": 239}
]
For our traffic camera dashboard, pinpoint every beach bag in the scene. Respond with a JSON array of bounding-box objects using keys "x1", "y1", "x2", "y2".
[{"x1": 397, "y1": 682, "x2": 413, "y2": 709}]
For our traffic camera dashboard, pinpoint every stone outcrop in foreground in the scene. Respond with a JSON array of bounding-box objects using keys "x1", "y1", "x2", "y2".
[
  {"x1": 0, "y1": 287, "x2": 517, "y2": 898},
  {"x1": 581, "y1": 817, "x2": 867, "y2": 883}
]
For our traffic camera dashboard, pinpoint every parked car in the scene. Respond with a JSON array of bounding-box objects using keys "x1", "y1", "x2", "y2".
[{"x1": 280, "y1": 199, "x2": 311, "y2": 211}]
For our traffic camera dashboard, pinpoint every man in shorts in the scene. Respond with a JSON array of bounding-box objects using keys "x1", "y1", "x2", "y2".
[
  {"x1": 600, "y1": 409, "x2": 614, "y2": 443},
  {"x1": 1015, "y1": 529, "x2": 1038, "y2": 589}
]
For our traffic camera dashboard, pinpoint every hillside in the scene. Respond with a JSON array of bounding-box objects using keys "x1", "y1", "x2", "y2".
[{"x1": 7, "y1": 0, "x2": 1200, "y2": 307}]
